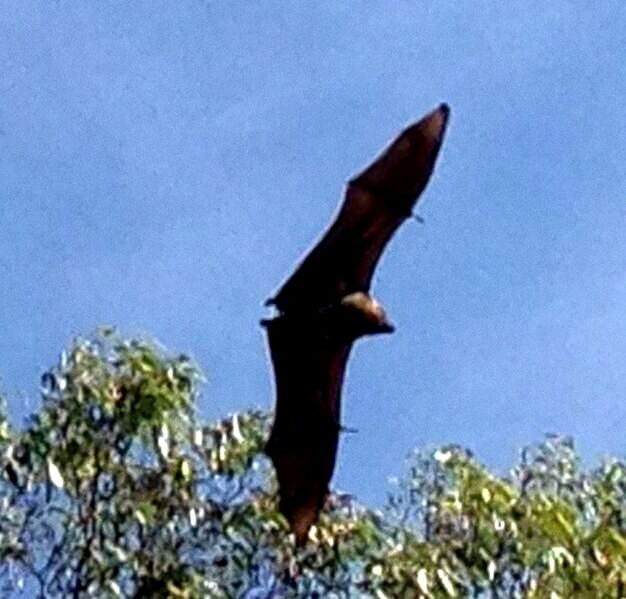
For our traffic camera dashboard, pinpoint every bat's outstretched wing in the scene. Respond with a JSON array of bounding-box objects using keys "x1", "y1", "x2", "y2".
[
  {"x1": 263, "y1": 315, "x2": 352, "y2": 545},
  {"x1": 268, "y1": 103, "x2": 449, "y2": 314}
]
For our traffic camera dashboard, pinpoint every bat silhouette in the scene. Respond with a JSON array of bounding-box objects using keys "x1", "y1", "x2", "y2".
[{"x1": 262, "y1": 104, "x2": 450, "y2": 544}]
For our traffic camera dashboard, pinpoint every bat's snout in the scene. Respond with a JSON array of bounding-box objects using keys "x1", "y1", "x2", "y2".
[{"x1": 379, "y1": 320, "x2": 395, "y2": 334}]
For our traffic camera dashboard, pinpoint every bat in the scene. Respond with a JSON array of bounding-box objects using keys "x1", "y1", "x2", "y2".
[{"x1": 261, "y1": 104, "x2": 450, "y2": 544}]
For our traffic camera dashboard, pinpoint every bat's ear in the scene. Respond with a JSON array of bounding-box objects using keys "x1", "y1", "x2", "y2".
[{"x1": 350, "y1": 103, "x2": 450, "y2": 215}]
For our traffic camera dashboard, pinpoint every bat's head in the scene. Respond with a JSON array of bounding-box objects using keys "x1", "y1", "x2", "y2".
[{"x1": 340, "y1": 292, "x2": 395, "y2": 336}]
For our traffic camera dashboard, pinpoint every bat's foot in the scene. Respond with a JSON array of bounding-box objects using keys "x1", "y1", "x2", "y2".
[
  {"x1": 259, "y1": 318, "x2": 275, "y2": 328},
  {"x1": 260, "y1": 309, "x2": 283, "y2": 328}
]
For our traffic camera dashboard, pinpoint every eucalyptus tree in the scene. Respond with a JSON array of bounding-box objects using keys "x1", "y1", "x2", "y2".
[{"x1": 0, "y1": 331, "x2": 623, "y2": 597}]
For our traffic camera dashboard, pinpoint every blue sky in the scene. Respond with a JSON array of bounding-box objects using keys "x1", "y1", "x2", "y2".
[{"x1": 1, "y1": 1, "x2": 624, "y2": 506}]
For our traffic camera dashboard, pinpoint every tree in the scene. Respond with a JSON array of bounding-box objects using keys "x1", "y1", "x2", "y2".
[{"x1": 0, "y1": 330, "x2": 624, "y2": 597}]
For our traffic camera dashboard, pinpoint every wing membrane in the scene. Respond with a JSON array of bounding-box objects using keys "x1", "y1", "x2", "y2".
[
  {"x1": 270, "y1": 104, "x2": 449, "y2": 313},
  {"x1": 264, "y1": 316, "x2": 352, "y2": 544}
]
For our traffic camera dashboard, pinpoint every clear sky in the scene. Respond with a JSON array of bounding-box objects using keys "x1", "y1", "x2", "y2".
[{"x1": 1, "y1": 1, "x2": 624, "y2": 507}]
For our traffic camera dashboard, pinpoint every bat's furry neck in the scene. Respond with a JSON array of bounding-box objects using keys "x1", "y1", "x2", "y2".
[
  {"x1": 337, "y1": 292, "x2": 394, "y2": 337},
  {"x1": 262, "y1": 291, "x2": 394, "y2": 341}
]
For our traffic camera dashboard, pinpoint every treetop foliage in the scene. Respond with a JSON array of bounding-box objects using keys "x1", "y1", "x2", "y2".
[{"x1": 0, "y1": 330, "x2": 624, "y2": 597}]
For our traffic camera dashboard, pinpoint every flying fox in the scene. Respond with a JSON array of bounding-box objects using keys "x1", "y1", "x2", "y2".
[{"x1": 261, "y1": 104, "x2": 450, "y2": 544}]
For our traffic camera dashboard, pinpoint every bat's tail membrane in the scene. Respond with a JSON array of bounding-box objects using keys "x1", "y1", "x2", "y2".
[{"x1": 350, "y1": 103, "x2": 450, "y2": 216}]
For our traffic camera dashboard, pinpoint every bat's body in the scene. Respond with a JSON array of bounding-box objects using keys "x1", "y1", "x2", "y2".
[{"x1": 262, "y1": 104, "x2": 450, "y2": 544}]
